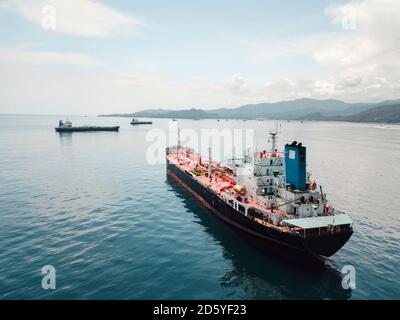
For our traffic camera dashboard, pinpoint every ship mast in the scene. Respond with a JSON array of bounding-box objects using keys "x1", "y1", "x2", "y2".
[
  {"x1": 208, "y1": 146, "x2": 212, "y2": 182},
  {"x1": 178, "y1": 127, "x2": 180, "y2": 147},
  {"x1": 177, "y1": 127, "x2": 180, "y2": 161},
  {"x1": 269, "y1": 123, "x2": 278, "y2": 157}
]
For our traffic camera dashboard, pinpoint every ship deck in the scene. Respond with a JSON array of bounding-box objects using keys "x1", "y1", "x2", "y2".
[{"x1": 167, "y1": 148, "x2": 294, "y2": 232}]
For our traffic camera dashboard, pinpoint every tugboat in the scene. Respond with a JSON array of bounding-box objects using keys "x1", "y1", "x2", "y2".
[
  {"x1": 55, "y1": 120, "x2": 119, "y2": 132},
  {"x1": 130, "y1": 118, "x2": 152, "y2": 125},
  {"x1": 166, "y1": 128, "x2": 353, "y2": 258}
]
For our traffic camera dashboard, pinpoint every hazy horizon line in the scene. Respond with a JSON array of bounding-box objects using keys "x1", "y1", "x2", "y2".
[{"x1": 2, "y1": 96, "x2": 400, "y2": 117}]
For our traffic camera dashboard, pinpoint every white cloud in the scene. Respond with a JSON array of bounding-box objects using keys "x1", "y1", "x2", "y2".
[
  {"x1": 312, "y1": 0, "x2": 400, "y2": 101},
  {"x1": 0, "y1": 58, "x2": 237, "y2": 114},
  {"x1": 0, "y1": 63, "x2": 170, "y2": 114},
  {"x1": 1, "y1": 0, "x2": 400, "y2": 113},
  {"x1": 228, "y1": 73, "x2": 247, "y2": 95},
  {"x1": 0, "y1": 50, "x2": 104, "y2": 66},
  {"x1": 239, "y1": 0, "x2": 400, "y2": 102},
  {"x1": 14, "y1": 0, "x2": 143, "y2": 37}
]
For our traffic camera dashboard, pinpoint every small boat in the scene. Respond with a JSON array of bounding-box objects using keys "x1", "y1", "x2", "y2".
[
  {"x1": 55, "y1": 120, "x2": 119, "y2": 132},
  {"x1": 130, "y1": 118, "x2": 152, "y2": 125}
]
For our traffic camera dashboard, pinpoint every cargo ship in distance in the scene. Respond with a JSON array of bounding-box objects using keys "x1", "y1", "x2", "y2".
[
  {"x1": 166, "y1": 129, "x2": 353, "y2": 258},
  {"x1": 55, "y1": 120, "x2": 119, "y2": 132},
  {"x1": 130, "y1": 118, "x2": 153, "y2": 125}
]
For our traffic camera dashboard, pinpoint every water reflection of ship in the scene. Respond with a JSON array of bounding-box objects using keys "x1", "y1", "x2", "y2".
[
  {"x1": 58, "y1": 129, "x2": 73, "y2": 147},
  {"x1": 166, "y1": 176, "x2": 351, "y2": 300}
]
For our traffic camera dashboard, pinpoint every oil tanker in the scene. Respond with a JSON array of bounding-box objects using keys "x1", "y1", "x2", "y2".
[{"x1": 166, "y1": 129, "x2": 353, "y2": 258}]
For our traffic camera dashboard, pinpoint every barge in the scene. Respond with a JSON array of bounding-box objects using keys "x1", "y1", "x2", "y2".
[{"x1": 55, "y1": 120, "x2": 119, "y2": 132}]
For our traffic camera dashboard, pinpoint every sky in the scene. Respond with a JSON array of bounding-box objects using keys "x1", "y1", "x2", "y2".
[{"x1": 0, "y1": 0, "x2": 399, "y2": 115}]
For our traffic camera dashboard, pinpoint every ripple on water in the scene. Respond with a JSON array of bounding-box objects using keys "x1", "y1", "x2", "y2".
[{"x1": 0, "y1": 117, "x2": 399, "y2": 299}]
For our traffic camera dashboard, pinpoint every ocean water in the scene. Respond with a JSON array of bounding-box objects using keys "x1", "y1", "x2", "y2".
[{"x1": 0, "y1": 115, "x2": 399, "y2": 300}]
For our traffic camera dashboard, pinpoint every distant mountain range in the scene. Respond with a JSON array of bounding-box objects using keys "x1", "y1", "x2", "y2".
[
  {"x1": 334, "y1": 103, "x2": 400, "y2": 123},
  {"x1": 98, "y1": 98, "x2": 400, "y2": 123}
]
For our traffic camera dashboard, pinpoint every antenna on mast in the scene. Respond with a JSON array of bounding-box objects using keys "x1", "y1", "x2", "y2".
[{"x1": 269, "y1": 122, "x2": 278, "y2": 157}]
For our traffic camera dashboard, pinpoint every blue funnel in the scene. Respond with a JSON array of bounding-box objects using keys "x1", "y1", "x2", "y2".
[{"x1": 285, "y1": 142, "x2": 306, "y2": 190}]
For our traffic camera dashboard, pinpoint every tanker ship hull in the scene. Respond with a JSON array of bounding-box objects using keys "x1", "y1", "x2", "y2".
[
  {"x1": 167, "y1": 160, "x2": 352, "y2": 259},
  {"x1": 55, "y1": 126, "x2": 119, "y2": 132}
]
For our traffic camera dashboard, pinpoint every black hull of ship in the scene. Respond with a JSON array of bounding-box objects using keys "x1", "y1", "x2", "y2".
[
  {"x1": 167, "y1": 161, "x2": 352, "y2": 259},
  {"x1": 55, "y1": 126, "x2": 120, "y2": 132},
  {"x1": 130, "y1": 122, "x2": 152, "y2": 125}
]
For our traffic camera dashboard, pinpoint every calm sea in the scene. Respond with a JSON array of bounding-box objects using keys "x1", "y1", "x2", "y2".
[{"x1": 0, "y1": 115, "x2": 399, "y2": 299}]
